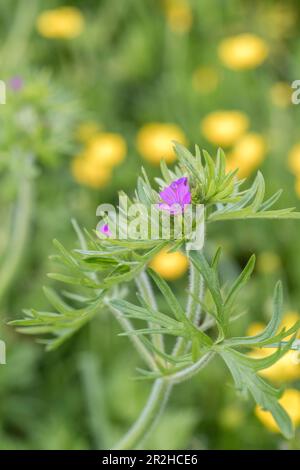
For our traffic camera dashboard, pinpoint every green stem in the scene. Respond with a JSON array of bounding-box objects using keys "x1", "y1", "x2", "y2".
[
  {"x1": 136, "y1": 271, "x2": 165, "y2": 357},
  {"x1": 172, "y1": 261, "x2": 203, "y2": 357},
  {"x1": 0, "y1": 161, "x2": 34, "y2": 304},
  {"x1": 114, "y1": 232, "x2": 208, "y2": 449},
  {"x1": 164, "y1": 351, "x2": 215, "y2": 384}
]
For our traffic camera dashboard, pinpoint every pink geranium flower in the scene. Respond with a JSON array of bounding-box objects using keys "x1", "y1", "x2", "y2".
[{"x1": 158, "y1": 177, "x2": 191, "y2": 214}]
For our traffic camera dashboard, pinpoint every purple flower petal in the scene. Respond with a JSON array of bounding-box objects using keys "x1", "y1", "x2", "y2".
[
  {"x1": 100, "y1": 223, "x2": 111, "y2": 237},
  {"x1": 159, "y1": 186, "x2": 177, "y2": 205},
  {"x1": 159, "y1": 177, "x2": 191, "y2": 214},
  {"x1": 182, "y1": 192, "x2": 191, "y2": 205}
]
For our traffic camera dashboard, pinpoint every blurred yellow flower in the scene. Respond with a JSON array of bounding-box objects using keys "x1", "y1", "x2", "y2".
[
  {"x1": 255, "y1": 389, "x2": 300, "y2": 433},
  {"x1": 76, "y1": 122, "x2": 101, "y2": 143},
  {"x1": 218, "y1": 34, "x2": 269, "y2": 70},
  {"x1": 247, "y1": 312, "x2": 300, "y2": 341},
  {"x1": 36, "y1": 7, "x2": 85, "y2": 39},
  {"x1": 136, "y1": 123, "x2": 187, "y2": 165},
  {"x1": 164, "y1": 0, "x2": 193, "y2": 34},
  {"x1": 201, "y1": 111, "x2": 249, "y2": 148},
  {"x1": 227, "y1": 133, "x2": 267, "y2": 178},
  {"x1": 281, "y1": 311, "x2": 300, "y2": 339},
  {"x1": 192, "y1": 66, "x2": 219, "y2": 94},
  {"x1": 288, "y1": 143, "x2": 300, "y2": 175},
  {"x1": 295, "y1": 178, "x2": 300, "y2": 198},
  {"x1": 246, "y1": 322, "x2": 265, "y2": 337},
  {"x1": 150, "y1": 249, "x2": 188, "y2": 280},
  {"x1": 85, "y1": 133, "x2": 127, "y2": 167},
  {"x1": 71, "y1": 155, "x2": 112, "y2": 189},
  {"x1": 257, "y1": 251, "x2": 281, "y2": 274},
  {"x1": 270, "y1": 82, "x2": 292, "y2": 108}
]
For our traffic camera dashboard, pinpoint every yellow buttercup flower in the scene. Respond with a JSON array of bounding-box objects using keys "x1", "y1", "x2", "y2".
[
  {"x1": 164, "y1": 0, "x2": 193, "y2": 34},
  {"x1": 218, "y1": 34, "x2": 269, "y2": 70},
  {"x1": 76, "y1": 122, "x2": 101, "y2": 143},
  {"x1": 227, "y1": 133, "x2": 267, "y2": 178},
  {"x1": 255, "y1": 389, "x2": 300, "y2": 433},
  {"x1": 201, "y1": 111, "x2": 249, "y2": 148},
  {"x1": 136, "y1": 123, "x2": 187, "y2": 165},
  {"x1": 36, "y1": 7, "x2": 85, "y2": 39},
  {"x1": 71, "y1": 155, "x2": 111, "y2": 189},
  {"x1": 257, "y1": 251, "x2": 281, "y2": 274},
  {"x1": 270, "y1": 82, "x2": 292, "y2": 108},
  {"x1": 85, "y1": 133, "x2": 127, "y2": 168},
  {"x1": 150, "y1": 249, "x2": 188, "y2": 280},
  {"x1": 192, "y1": 66, "x2": 219, "y2": 94},
  {"x1": 288, "y1": 143, "x2": 300, "y2": 175}
]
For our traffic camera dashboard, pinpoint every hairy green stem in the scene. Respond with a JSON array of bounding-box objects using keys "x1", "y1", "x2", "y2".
[
  {"x1": 164, "y1": 351, "x2": 215, "y2": 384},
  {"x1": 115, "y1": 252, "x2": 211, "y2": 451},
  {"x1": 114, "y1": 234, "x2": 208, "y2": 449},
  {"x1": 186, "y1": 262, "x2": 202, "y2": 322},
  {"x1": 172, "y1": 261, "x2": 204, "y2": 357},
  {"x1": 0, "y1": 163, "x2": 34, "y2": 304}
]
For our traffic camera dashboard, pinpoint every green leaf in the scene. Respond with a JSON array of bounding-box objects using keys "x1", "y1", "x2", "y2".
[
  {"x1": 10, "y1": 291, "x2": 106, "y2": 349},
  {"x1": 119, "y1": 327, "x2": 187, "y2": 338},
  {"x1": 259, "y1": 189, "x2": 282, "y2": 212},
  {"x1": 111, "y1": 299, "x2": 181, "y2": 329},
  {"x1": 139, "y1": 336, "x2": 192, "y2": 366},
  {"x1": 189, "y1": 251, "x2": 223, "y2": 316},
  {"x1": 147, "y1": 267, "x2": 187, "y2": 322},
  {"x1": 211, "y1": 247, "x2": 222, "y2": 270},
  {"x1": 224, "y1": 255, "x2": 255, "y2": 324},
  {"x1": 225, "y1": 281, "x2": 285, "y2": 347},
  {"x1": 47, "y1": 272, "x2": 100, "y2": 288},
  {"x1": 42, "y1": 287, "x2": 74, "y2": 314},
  {"x1": 209, "y1": 208, "x2": 299, "y2": 222},
  {"x1": 250, "y1": 172, "x2": 265, "y2": 211},
  {"x1": 219, "y1": 348, "x2": 294, "y2": 439},
  {"x1": 215, "y1": 148, "x2": 226, "y2": 183},
  {"x1": 223, "y1": 335, "x2": 294, "y2": 372}
]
